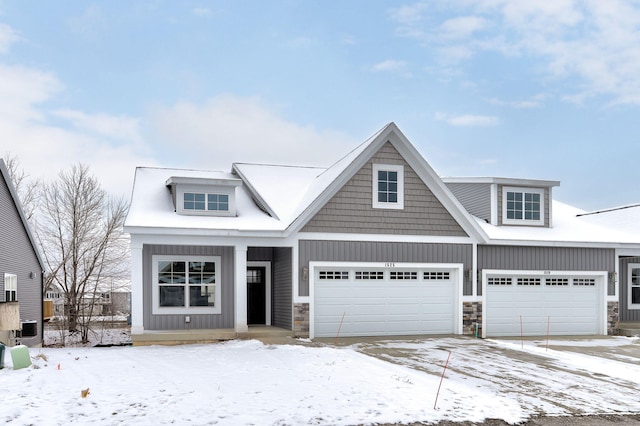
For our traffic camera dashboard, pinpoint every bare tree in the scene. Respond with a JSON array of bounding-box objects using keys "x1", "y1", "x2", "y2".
[
  {"x1": 3, "y1": 152, "x2": 40, "y2": 221},
  {"x1": 36, "y1": 163, "x2": 129, "y2": 342}
]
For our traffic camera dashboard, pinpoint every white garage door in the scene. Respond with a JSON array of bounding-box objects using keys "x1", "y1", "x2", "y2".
[
  {"x1": 485, "y1": 274, "x2": 604, "y2": 337},
  {"x1": 313, "y1": 264, "x2": 459, "y2": 338}
]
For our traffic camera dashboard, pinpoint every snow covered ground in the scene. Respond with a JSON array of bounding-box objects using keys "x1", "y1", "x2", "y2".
[{"x1": 1, "y1": 336, "x2": 639, "y2": 425}]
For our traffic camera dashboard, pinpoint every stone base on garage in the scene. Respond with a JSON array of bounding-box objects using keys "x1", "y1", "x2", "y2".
[
  {"x1": 463, "y1": 301, "x2": 482, "y2": 336},
  {"x1": 608, "y1": 301, "x2": 619, "y2": 335},
  {"x1": 293, "y1": 303, "x2": 310, "y2": 338}
]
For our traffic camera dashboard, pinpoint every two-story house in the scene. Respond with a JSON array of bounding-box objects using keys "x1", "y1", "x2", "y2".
[
  {"x1": 124, "y1": 123, "x2": 640, "y2": 345},
  {"x1": 0, "y1": 159, "x2": 44, "y2": 347}
]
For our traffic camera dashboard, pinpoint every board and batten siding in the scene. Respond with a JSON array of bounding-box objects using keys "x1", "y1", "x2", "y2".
[
  {"x1": 619, "y1": 256, "x2": 640, "y2": 321},
  {"x1": 298, "y1": 240, "x2": 473, "y2": 296},
  {"x1": 142, "y1": 244, "x2": 235, "y2": 330},
  {"x1": 301, "y1": 142, "x2": 468, "y2": 237},
  {"x1": 0, "y1": 169, "x2": 42, "y2": 346},
  {"x1": 478, "y1": 245, "x2": 615, "y2": 296},
  {"x1": 273, "y1": 247, "x2": 292, "y2": 329},
  {"x1": 445, "y1": 182, "x2": 492, "y2": 223}
]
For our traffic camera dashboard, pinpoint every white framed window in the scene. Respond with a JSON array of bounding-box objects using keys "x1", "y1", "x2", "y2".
[
  {"x1": 152, "y1": 255, "x2": 221, "y2": 315},
  {"x1": 372, "y1": 164, "x2": 404, "y2": 209},
  {"x1": 502, "y1": 187, "x2": 544, "y2": 226},
  {"x1": 629, "y1": 264, "x2": 640, "y2": 309},
  {"x1": 4, "y1": 273, "x2": 17, "y2": 302},
  {"x1": 183, "y1": 192, "x2": 230, "y2": 212}
]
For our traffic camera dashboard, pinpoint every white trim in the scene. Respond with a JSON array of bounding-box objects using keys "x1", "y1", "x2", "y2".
[
  {"x1": 372, "y1": 164, "x2": 404, "y2": 210},
  {"x1": 502, "y1": 186, "x2": 545, "y2": 226},
  {"x1": 627, "y1": 263, "x2": 640, "y2": 310},
  {"x1": 130, "y1": 241, "x2": 144, "y2": 334},
  {"x1": 175, "y1": 184, "x2": 237, "y2": 217},
  {"x1": 481, "y1": 269, "x2": 608, "y2": 338},
  {"x1": 235, "y1": 246, "x2": 248, "y2": 333},
  {"x1": 490, "y1": 183, "x2": 498, "y2": 225},
  {"x1": 297, "y1": 232, "x2": 475, "y2": 245},
  {"x1": 3, "y1": 273, "x2": 17, "y2": 302},
  {"x1": 151, "y1": 255, "x2": 222, "y2": 315},
  {"x1": 308, "y1": 261, "x2": 463, "y2": 339},
  {"x1": 247, "y1": 261, "x2": 272, "y2": 326}
]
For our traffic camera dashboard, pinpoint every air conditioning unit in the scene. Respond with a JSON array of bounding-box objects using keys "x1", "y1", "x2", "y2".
[{"x1": 19, "y1": 320, "x2": 37, "y2": 337}]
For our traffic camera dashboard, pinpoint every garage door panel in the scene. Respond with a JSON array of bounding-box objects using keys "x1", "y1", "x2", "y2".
[
  {"x1": 486, "y1": 275, "x2": 601, "y2": 337},
  {"x1": 314, "y1": 265, "x2": 457, "y2": 338}
]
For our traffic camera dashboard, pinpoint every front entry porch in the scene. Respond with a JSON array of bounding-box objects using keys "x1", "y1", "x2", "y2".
[{"x1": 132, "y1": 325, "x2": 294, "y2": 346}]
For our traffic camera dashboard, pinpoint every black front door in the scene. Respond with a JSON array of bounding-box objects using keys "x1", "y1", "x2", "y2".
[{"x1": 247, "y1": 267, "x2": 266, "y2": 325}]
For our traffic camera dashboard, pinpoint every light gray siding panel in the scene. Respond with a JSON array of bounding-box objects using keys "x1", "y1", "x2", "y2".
[
  {"x1": 0, "y1": 170, "x2": 42, "y2": 346},
  {"x1": 619, "y1": 257, "x2": 640, "y2": 321},
  {"x1": 301, "y1": 142, "x2": 468, "y2": 237},
  {"x1": 142, "y1": 244, "x2": 235, "y2": 330},
  {"x1": 478, "y1": 245, "x2": 615, "y2": 296},
  {"x1": 273, "y1": 247, "x2": 292, "y2": 329},
  {"x1": 446, "y1": 183, "x2": 492, "y2": 222},
  {"x1": 299, "y1": 240, "x2": 473, "y2": 296}
]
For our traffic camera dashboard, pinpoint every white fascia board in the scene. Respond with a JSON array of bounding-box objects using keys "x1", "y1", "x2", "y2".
[
  {"x1": 165, "y1": 176, "x2": 242, "y2": 187},
  {"x1": 231, "y1": 164, "x2": 279, "y2": 220},
  {"x1": 442, "y1": 176, "x2": 560, "y2": 188},
  {"x1": 484, "y1": 238, "x2": 640, "y2": 249},
  {"x1": 124, "y1": 225, "x2": 286, "y2": 239},
  {"x1": 127, "y1": 231, "x2": 298, "y2": 249}
]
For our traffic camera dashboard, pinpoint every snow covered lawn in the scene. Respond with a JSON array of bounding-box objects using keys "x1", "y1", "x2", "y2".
[{"x1": 1, "y1": 336, "x2": 639, "y2": 425}]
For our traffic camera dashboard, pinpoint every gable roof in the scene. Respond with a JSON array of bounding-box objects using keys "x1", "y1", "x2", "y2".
[
  {"x1": 126, "y1": 123, "x2": 489, "y2": 241},
  {"x1": 282, "y1": 122, "x2": 488, "y2": 241},
  {"x1": 0, "y1": 159, "x2": 45, "y2": 270}
]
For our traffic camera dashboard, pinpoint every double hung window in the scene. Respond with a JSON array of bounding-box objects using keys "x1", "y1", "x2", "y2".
[
  {"x1": 630, "y1": 264, "x2": 640, "y2": 308},
  {"x1": 372, "y1": 164, "x2": 404, "y2": 209},
  {"x1": 4, "y1": 273, "x2": 17, "y2": 302}
]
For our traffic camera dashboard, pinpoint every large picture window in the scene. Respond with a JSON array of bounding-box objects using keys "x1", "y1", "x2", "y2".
[
  {"x1": 372, "y1": 164, "x2": 404, "y2": 209},
  {"x1": 153, "y1": 255, "x2": 221, "y2": 314},
  {"x1": 502, "y1": 187, "x2": 544, "y2": 226}
]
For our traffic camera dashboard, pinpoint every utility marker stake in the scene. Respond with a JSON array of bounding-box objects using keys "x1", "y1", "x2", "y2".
[
  {"x1": 434, "y1": 351, "x2": 451, "y2": 410},
  {"x1": 333, "y1": 312, "x2": 346, "y2": 346},
  {"x1": 546, "y1": 316, "x2": 551, "y2": 352},
  {"x1": 520, "y1": 315, "x2": 524, "y2": 349}
]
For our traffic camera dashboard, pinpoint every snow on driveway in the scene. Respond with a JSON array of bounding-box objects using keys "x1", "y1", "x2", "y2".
[{"x1": 0, "y1": 336, "x2": 639, "y2": 425}]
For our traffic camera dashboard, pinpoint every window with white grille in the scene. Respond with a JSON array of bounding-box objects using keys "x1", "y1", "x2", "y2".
[
  {"x1": 573, "y1": 278, "x2": 596, "y2": 286},
  {"x1": 355, "y1": 271, "x2": 384, "y2": 280},
  {"x1": 390, "y1": 271, "x2": 417, "y2": 280},
  {"x1": 487, "y1": 277, "x2": 512, "y2": 286},
  {"x1": 517, "y1": 278, "x2": 541, "y2": 286},
  {"x1": 424, "y1": 271, "x2": 450, "y2": 280},
  {"x1": 319, "y1": 271, "x2": 349, "y2": 280},
  {"x1": 546, "y1": 278, "x2": 569, "y2": 286}
]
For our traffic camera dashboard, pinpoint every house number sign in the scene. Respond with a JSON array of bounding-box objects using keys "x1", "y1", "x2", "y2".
[{"x1": 384, "y1": 262, "x2": 396, "y2": 268}]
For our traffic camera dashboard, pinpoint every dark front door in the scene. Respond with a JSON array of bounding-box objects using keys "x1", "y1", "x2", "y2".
[{"x1": 247, "y1": 266, "x2": 266, "y2": 325}]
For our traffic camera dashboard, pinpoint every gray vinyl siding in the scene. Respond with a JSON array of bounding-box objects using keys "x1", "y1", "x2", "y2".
[
  {"x1": 445, "y1": 182, "x2": 492, "y2": 222},
  {"x1": 497, "y1": 185, "x2": 551, "y2": 228},
  {"x1": 301, "y1": 142, "x2": 468, "y2": 237},
  {"x1": 298, "y1": 240, "x2": 473, "y2": 296},
  {"x1": 0, "y1": 169, "x2": 42, "y2": 346},
  {"x1": 478, "y1": 245, "x2": 615, "y2": 296},
  {"x1": 619, "y1": 257, "x2": 640, "y2": 321},
  {"x1": 273, "y1": 247, "x2": 292, "y2": 329},
  {"x1": 142, "y1": 244, "x2": 235, "y2": 330}
]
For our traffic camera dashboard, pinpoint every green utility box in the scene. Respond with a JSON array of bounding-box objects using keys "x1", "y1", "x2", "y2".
[{"x1": 10, "y1": 345, "x2": 31, "y2": 370}]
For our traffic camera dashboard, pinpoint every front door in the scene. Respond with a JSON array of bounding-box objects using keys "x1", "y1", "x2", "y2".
[{"x1": 247, "y1": 266, "x2": 266, "y2": 325}]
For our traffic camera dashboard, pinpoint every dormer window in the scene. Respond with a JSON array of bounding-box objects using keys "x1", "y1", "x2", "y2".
[
  {"x1": 502, "y1": 186, "x2": 544, "y2": 226},
  {"x1": 372, "y1": 164, "x2": 404, "y2": 209},
  {"x1": 166, "y1": 176, "x2": 241, "y2": 217},
  {"x1": 184, "y1": 193, "x2": 229, "y2": 212}
]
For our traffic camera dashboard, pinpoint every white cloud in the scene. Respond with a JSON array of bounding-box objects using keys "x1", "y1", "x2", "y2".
[
  {"x1": 435, "y1": 112, "x2": 500, "y2": 127},
  {"x1": 0, "y1": 23, "x2": 19, "y2": 53},
  {"x1": 52, "y1": 109, "x2": 144, "y2": 146},
  {"x1": 489, "y1": 93, "x2": 548, "y2": 109},
  {"x1": 146, "y1": 94, "x2": 358, "y2": 170},
  {"x1": 192, "y1": 8, "x2": 211, "y2": 17},
  {"x1": 391, "y1": 0, "x2": 640, "y2": 105},
  {"x1": 371, "y1": 59, "x2": 408, "y2": 73}
]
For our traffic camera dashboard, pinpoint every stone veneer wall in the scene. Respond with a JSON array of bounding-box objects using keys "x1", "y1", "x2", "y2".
[
  {"x1": 293, "y1": 303, "x2": 309, "y2": 337},
  {"x1": 608, "y1": 301, "x2": 619, "y2": 335},
  {"x1": 463, "y1": 301, "x2": 482, "y2": 336}
]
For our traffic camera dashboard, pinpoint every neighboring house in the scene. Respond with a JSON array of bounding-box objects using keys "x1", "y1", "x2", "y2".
[
  {"x1": 0, "y1": 159, "x2": 44, "y2": 347},
  {"x1": 124, "y1": 123, "x2": 640, "y2": 345}
]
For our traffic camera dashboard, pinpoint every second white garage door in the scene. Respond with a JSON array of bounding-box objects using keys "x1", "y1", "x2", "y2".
[
  {"x1": 484, "y1": 272, "x2": 606, "y2": 337},
  {"x1": 312, "y1": 263, "x2": 461, "y2": 338}
]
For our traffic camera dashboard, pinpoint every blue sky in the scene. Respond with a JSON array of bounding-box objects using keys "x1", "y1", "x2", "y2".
[{"x1": 1, "y1": 1, "x2": 639, "y2": 211}]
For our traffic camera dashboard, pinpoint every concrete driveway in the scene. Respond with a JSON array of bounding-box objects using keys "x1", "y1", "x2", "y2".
[{"x1": 320, "y1": 335, "x2": 640, "y2": 422}]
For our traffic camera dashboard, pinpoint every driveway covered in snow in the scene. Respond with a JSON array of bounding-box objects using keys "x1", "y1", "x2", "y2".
[{"x1": 348, "y1": 336, "x2": 640, "y2": 421}]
